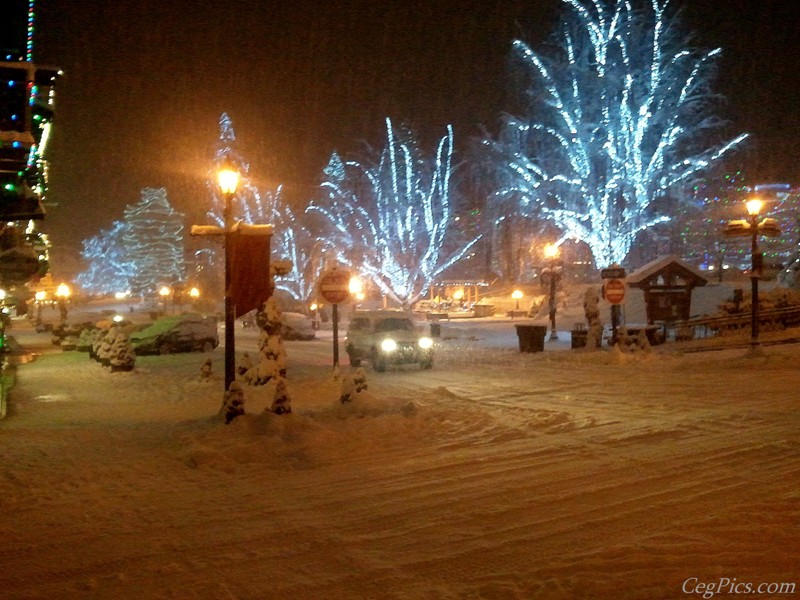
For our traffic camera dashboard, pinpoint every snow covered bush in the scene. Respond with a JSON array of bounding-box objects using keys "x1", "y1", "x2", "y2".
[
  {"x1": 245, "y1": 297, "x2": 287, "y2": 386},
  {"x1": 109, "y1": 332, "x2": 136, "y2": 372},
  {"x1": 270, "y1": 376, "x2": 292, "y2": 415},
  {"x1": 219, "y1": 381, "x2": 245, "y2": 424}
]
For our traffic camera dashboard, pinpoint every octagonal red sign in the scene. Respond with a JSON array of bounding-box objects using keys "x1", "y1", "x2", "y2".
[{"x1": 319, "y1": 269, "x2": 351, "y2": 304}]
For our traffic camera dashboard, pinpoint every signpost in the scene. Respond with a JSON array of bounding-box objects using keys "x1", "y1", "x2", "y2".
[
  {"x1": 601, "y1": 265, "x2": 627, "y2": 346},
  {"x1": 319, "y1": 268, "x2": 351, "y2": 370},
  {"x1": 603, "y1": 278, "x2": 626, "y2": 305}
]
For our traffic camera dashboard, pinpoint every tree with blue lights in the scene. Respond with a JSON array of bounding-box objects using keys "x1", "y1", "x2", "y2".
[
  {"x1": 204, "y1": 113, "x2": 322, "y2": 306},
  {"x1": 76, "y1": 220, "x2": 133, "y2": 294},
  {"x1": 309, "y1": 118, "x2": 481, "y2": 308},
  {"x1": 492, "y1": 0, "x2": 748, "y2": 268},
  {"x1": 123, "y1": 187, "x2": 186, "y2": 295},
  {"x1": 76, "y1": 188, "x2": 185, "y2": 295}
]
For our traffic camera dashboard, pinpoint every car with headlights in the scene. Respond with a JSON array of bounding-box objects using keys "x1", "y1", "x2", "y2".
[{"x1": 345, "y1": 310, "x2": 434, "y2": 372}]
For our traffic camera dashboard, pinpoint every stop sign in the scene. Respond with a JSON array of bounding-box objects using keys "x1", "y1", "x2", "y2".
[
  {"x1": 604, "y1": 278, "x2": 626, "y2": 305},
  {"x1": 319, "y1": 268, "x2": 351, "y2": 304}
]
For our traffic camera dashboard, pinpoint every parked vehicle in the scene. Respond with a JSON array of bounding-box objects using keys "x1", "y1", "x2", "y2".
[
  {"x1": 345, "y1": 310, "x2": 434, "y2": 372},
  {"x1": 240, "y1": 310, "x2": 316, "y2": 340},
  {"x1": 130, "y1": 314, "x2": 218, "y2": 355}
]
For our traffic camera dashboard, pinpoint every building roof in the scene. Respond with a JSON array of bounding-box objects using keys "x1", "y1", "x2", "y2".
[{"x1": 627, "y1": 255, "x2": 709, "y2": 288}]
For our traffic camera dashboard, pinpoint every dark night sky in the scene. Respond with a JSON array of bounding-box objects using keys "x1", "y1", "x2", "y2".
[{"x1": 31, "y1": 0, "x2": 800, "y2": 278}]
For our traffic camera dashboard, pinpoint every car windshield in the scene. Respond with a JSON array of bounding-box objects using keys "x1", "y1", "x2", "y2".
[{"x1": 375, "y1": 318, "x2": 414, "y2": 333}]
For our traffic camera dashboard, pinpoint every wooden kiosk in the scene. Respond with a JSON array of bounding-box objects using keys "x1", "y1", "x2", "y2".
[{"x1": 627, "y1": 256, "x2": 709, "y2": 325}]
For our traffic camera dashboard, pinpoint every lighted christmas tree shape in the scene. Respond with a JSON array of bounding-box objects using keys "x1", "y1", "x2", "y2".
[
  {"x1": 122, "y1": 187, "x2": 186, "y2": 295},
  {"x1": 76, "y1": 220, "x2": 135, "y2": 294}
]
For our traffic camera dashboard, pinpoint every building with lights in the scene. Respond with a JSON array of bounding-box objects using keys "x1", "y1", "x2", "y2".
[{"x1": 0, "y1": 0, "x2": 61, "y2": 289}]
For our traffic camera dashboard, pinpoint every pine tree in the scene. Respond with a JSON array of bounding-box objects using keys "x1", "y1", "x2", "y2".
[
  {"x1": 123, "y1": 188, "x2": 186, "y2": 296},
  {"x1": 76, "y1": 221, "x2": 135, "y2": 294}
]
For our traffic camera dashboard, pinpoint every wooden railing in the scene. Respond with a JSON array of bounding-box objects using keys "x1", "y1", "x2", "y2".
[{"x1": 672, "y1": 305, "x2": 800, "y2": 340}]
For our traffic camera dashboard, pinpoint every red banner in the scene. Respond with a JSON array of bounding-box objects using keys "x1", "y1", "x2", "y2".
[{"x1": 229, "y1": 232, "x2": 272, "y2": 318}]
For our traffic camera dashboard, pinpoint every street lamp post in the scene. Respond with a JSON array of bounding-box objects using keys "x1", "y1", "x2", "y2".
[
  {"x1": 55, "y1": 283, "x2": 71, "y2": 326},
  {"x1": 218, "y1": 166, "x2": 240, "y2": 391},
  {"x1": 511, "y1": 289, "x2": 523, "y2": 311},
  {"x1": 543, "y1": 244, "x2": 562, "y2": 340},
  {"x1": 723, "y1": 197, "x2": 781, "y2": 353},
  {"x1": 746, "y1": 198, "x2": 764, "y2": 351},
  {"x1": 159, "y1": 286, "x2": 171, "y2": 315}
]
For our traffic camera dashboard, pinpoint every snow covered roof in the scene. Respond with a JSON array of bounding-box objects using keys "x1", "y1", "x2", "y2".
[{"x1": 626, "y1": 255, "x2": 709, "y2": 287}]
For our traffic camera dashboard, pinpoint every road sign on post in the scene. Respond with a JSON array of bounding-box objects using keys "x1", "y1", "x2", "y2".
[
  {"x1": 319, "y1": 268, "x2": 351, "y2": 304},
  {"x1": 600, "y1": 265, "x2": 627, "y2": 280},
  {"x1": 318, "y1": 268, "x2": 351, "y2": 371},
  {"x1": 603, "y1": 278, "x2": 626, "y2": 305}
]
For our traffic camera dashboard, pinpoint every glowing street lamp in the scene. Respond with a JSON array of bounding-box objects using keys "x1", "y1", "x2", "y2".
[
  {"x1": 34, "y1": 290, "x2": 46, "y2": 326},
  {"x1": 349, "y1": 275, "x2": 364, "y2": 311},
  {"x1": 218, "y1": 165, "x2": 240, "y2": 391},
  {"x1": 159, "y1": 286, "x2": 171, "y2": 314},
  {"x1": 543, "y1": 244, "x2": 562, "y2": 340},
  {"x1": 723, "y1": 197, "x2": 781, "y2": 351},
  {"x1": 746, "y1": 199, "x2": 764, "y2": 350},
  {"x1": 511, "y1": 289, "x2": 523, "y2": 310},
  {"x1": 189, "y1": 286, "x2": 200, "y2": 300},
  {"x1": 56, "y1": 283, "x2": 71, "y2": 325}
]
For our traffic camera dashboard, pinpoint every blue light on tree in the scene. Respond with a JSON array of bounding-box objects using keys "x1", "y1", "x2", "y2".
[
  {"x1": 309, "y1": 118, "x2": 481, "y2": 308},
  {"x1": 492, "y1": 0, "x2": 748, "y2": 268}
]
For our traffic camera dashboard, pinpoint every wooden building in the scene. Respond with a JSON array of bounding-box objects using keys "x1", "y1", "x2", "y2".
[{"x1": 627, "y1": 256, "x2": 709, "y2": 324}]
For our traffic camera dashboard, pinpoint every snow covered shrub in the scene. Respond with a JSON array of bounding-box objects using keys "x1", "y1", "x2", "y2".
[
  {"x1": 77, "y1": 328, "x2": 93, "y2": 352},
  {"x1": 246, "y1": 298, "x2": 287, "y2": 385},
  {"x1": 109, "y1": 332, "x2": 136, "y2": 372},
  {"x1": 97, "y1": 327, "x2": 120, "y2": 366},
  {"x1": 200, "y1": 358, "x2": 213, "y2": 382},
  {"x1": 220, "y1": 382, "x2": 245, "y2": 424},
  {"x1": 270, "y1": 376, "x2": 292, "y2": 415},
  {"x1": 339, "y1": 368, "x2": 368, "y2": 403}
]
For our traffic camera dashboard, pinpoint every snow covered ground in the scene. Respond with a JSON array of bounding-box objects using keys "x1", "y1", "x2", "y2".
[{"x1": 2, "y1": 293, "x2": 799, "y2": 599}]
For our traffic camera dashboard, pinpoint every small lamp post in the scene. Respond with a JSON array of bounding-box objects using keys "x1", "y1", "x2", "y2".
[
  {"x1": 543, "y1": 244, "x2": 562, "y2": 340},
  {"x1": 34, "y1": 290, "x2": 45, "y2": 326},
  {"x1": 746, "y1": 198, "x2": 764, "y2": 350},
  {"x1": 349, "y1": 275, "x2": 364, "y2": 314},
  {"x1": 158, "y1": 286, "x2": 171, "y2": 315},
  {"x1": 723, "y1": 198, "x2": 781, "y2": 352},
  {"x1": 189, "y1": 286, "x2": 200, "y2": 302},
  {"x1": 511, "y1": 289, "x2": 523, "y2": 311},
  {"x1": 55, "y1": 283, "x2": 71, "y2": 326},
  {"x1": 218, "y1": 165, "x2": 240, "y2": 391}
]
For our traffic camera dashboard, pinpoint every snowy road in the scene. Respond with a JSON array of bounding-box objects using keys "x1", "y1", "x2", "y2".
[{"x1": 1, "y1": 319, "x2": 798, "y2": 599}]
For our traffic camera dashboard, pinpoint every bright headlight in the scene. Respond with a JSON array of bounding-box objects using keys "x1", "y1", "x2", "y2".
[
  {"x1": 380, "y1": 338, "x2": 398, "y2": 352},
  {"x1": 418, "y1": 337, "x2": 433, "y2": 350}
]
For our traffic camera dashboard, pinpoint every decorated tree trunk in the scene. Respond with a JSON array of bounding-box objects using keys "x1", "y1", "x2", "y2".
[{"x1": 583, "y1": 287, "x2": 603, "y2": 351}]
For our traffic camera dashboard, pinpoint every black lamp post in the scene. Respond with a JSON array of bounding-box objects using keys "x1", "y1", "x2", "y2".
[
  {"x1": 543, "y1": 244, "x2": 562, "y2": 340},
  {"x1": 745, "y1": 198, "x2": 764, "y2": 351},
  {"x1": 218, "y1": 166, "x2": 240, "y2": 391}
]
